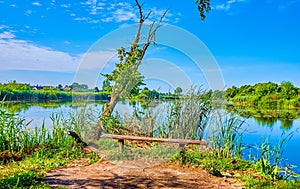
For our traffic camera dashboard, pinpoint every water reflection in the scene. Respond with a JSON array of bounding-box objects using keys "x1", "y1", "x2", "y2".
[
  {"x1": 226, "y1": 105, "x2": 300, "y2": 129},
  {"x1": 3, "y1": 100, "x2": 107, "y2": 114}
]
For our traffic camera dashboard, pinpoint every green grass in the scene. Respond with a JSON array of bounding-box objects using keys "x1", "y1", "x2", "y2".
[
  {"x1": 0, "y1": 144, "x2": 96, "y2": 188},
  {"x1": 0, "y1": 106, "x2": 99, "y2": 188},
  {"x1": 172, "y1": 145, "x2": 300, "y2": 189}
]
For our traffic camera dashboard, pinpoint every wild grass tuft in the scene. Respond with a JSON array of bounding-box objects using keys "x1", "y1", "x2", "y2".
[{"x1": 208, "y1": 112, "x2": 246, "y2": 159}]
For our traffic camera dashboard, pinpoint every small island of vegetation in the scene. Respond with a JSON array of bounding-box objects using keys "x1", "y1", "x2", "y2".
[{"x1": 226, "y1": 81, "x2": 300, "y2": 108}]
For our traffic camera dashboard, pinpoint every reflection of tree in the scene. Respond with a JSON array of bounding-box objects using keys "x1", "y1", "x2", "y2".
[
  {"x1": 254, "y1": 116, "x2": 277, "y2": 127},
  {"x1": 5, "y1": 103, "x2": 31, "y2": 114},
  {"x1": 280, "y1": 119, "x2": 293, "y2": 129},
  {"x1": 226, "y1": 105, "x2": 298, "y2": 130}
]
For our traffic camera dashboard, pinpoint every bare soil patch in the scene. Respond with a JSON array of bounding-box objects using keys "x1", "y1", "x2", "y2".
[{"x1": 45, "y1": 158, "x2": 243, "y2": 189}]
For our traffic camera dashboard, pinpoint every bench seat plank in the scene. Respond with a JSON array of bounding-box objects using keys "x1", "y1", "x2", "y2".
[{"x1": 101, "y1": 134, "x2": 207, "y2": 145}]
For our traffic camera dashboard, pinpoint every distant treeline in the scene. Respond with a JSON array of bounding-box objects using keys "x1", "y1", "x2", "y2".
[
  {"x1": 0, "y1": 81, "x2": 177, "y2": 102},
  {"x1": 0, "y1": 81, "x2": 109, "y2": 102},
  {"x1": 226, "y1": 81, "x2": 300, "y2": 108}
]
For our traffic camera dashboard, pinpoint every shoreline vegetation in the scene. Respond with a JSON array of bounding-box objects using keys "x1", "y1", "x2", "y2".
[
  {"x1": 1, "y1": 80, "x2": 300, "y2": 108},
  {"x1": 1, "y1": 80, "x2": 300, "y2": 188},
  {"x1": 0, "y1": 81, "x2": 179, "y2": 103},
  {"x1": 226, "y1": 81, "x2": 300, "y2": 109}
]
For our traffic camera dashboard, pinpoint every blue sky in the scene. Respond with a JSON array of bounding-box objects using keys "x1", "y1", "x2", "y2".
[{"x1": 0, "y1": 0, "x2": 299, "y2": 91}]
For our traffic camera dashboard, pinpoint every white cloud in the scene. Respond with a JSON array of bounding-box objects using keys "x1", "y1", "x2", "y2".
[
  {"x1": 213, "y1": 0, "x2": 246, "y2": 11},
  {"x1": 0, "y1": 39, "x2": 78, "y2": 72},
  {"x1": 215, "y1": 4, "x2": 231, "y2": 10},
  {"x1": 0, "y1": 31, "x2": 15, "y2": 39},
  {"x1": 0, "y1": 37, "x2": 116, "y2": 73},
  {"x1": 113, "y1": 9, "x2": 137, "y2": 22},
  {"x1": 73, "y1": 17, "x2": 99, "y2": 24},
  {"x1": 0, "y1": 25, "x2": 7, "y2": 30},
  {"x1": 25, "y1": 10, "x2": 33, "y2": 16},
  {"x1": 61, "y1": 4, "x2": 71, "y2": 8},
  {"x1": 101, "y1": 2, "x2": 179, "y2": 24},
  {"x1": 78, "y1": 50, "x2": 116, "y2": 70},
  {"x1": 32, "y1": 2, "x2": 41, "y2": 6},
  {"x1": 65, "y1": 1, "x2": 180, "y2": 25},
  {"x1": 101, "y1": 17, "x2": 113, "y2": 23}
]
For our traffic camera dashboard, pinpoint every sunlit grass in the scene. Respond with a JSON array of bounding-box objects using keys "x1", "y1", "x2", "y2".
[{"x1": 0, "y1": 106, "x2": 99, "y2": 188}]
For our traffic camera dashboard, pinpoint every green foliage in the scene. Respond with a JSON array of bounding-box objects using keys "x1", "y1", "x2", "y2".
[
  {"x1": 120, "y1": 87, "x2": 212, "y2": 139},
  {"x1": 226, "y1": 81, "x2": 300, "y2": 108},
  {"x1": 100, "y1": 114, "x2": 127, "y2": 135},
  {"x1": 173, "y1": 146, "x2": 252, "y2": 173},
  {"x1": 241, "y1": 173, "x2": 300, "y2": 189},
  {"x1": 253, "y1": 132, "x2": 295, "y2": 181},
  {"x1": 209, "y1": 113, "x2": 246, "y2": 159},
  {"x1": 0, "y1": 81, "x2": 31, "y2": 91},
  {"x1": 0, "y1": 106, "x2": 99, "y2": 188},
  {"x1": 101, "y1": 45, "x2": 145, "y2": 101},
  {"x1": 174, "y1": 87, "x2": 183, "y2": 95},
  {"x1": 69, "y1": 82, "x2": 89, "y2": 92},
  {"x1": 172, "y1": 139, "x2": 300, "y2": 189},
  {"x1": 196, "y1": 0, "x2": 211, "y2": 20},
  {"x1": 135, "y1": 88, "x2": 160, "y2": 100},
  {"x1": 167, "y1": 87, "x2": 211, "y2": 140},
  {"x1": 278, "y1": 81, "x2": 298, "y2": 100},
  {"x1": 0, "y1": 81, "x2": 109, "y2": 102},
  {"x1": 102, "y1": 79, "x2": 112, "y2": 94},
  {"x1": 226, "y1": 106, "x2": 300, "y2": 129},
  {"x1": 0, "y1": 171, "x2": 44, "y2": 188}
]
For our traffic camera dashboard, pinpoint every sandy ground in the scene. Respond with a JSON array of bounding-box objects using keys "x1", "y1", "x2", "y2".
[{"x1": 45, "y1": 158, "x2": 244, "y2": 189}]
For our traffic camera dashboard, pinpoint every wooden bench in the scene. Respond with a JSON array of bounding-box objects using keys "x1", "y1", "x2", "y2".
[{"x1": 100, "y1": 134, "x2": 207, "y2": 151}]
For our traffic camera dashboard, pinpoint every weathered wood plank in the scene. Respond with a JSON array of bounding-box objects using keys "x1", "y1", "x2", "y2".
[{"x1": 100, "y1": 134, "x2": 207, "y2": 145}]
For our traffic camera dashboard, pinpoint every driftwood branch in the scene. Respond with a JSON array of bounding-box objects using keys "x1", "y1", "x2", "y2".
[
  {"x1": 67, "y1": 131, "x2": 103, "y2": 156},
  {"x1": 67, "y1": 131, "x2": 88, "y2": 147}
]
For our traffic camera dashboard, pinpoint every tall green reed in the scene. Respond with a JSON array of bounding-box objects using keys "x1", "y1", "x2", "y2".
[
  {"x1": 120, "y1": 87, "x2": 212, "y2": 139},
  {"x1": 208, "y1": 112, "x2": 246, "y2": 158},
  {"x1": 254, "y1": 131, "x2": 297, "y2": 180},
  {"x1": 0, "y1": 108, "x2": 29, "y2": 153},
  {"x1": 0, "y1": 104, "x2": 99, "y2": 162}
]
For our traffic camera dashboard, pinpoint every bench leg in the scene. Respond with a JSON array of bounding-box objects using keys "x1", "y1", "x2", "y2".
[
  {"x1": 179, "y1": 143, "x2": 186, "y2": 149},
  {"x1": 118, "y1": 139, "x2": 124, "y2": 152}
]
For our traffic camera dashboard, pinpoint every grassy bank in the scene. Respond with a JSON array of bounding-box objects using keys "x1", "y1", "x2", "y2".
[
  {"x1": 0, "y1": 107, "x2": 98, "y2": 188},
  {"x1": 173, "y1": 146, "x2": 300, "y2": 188},
  {"x1": 171, "y1": 114, "x2": 300, "y2": 188}
]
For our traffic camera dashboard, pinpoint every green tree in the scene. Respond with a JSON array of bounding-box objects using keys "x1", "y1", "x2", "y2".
[
  {"x1": 278, "y1": 81, "x2": 298, "y2": 100},
  {"x1": 70, "y1": 82, "x2": 89, "y2": 92},
  {"x1": 100, "y1": 0, "x2": 168, "y2": 119},
  {"x1": 57, "y1": 84, "x2": 63, "y2": 90},
  {"x1": 174, "y1": 87, "x2": 183, "y2": 95},
  {"x1": 226, "y1": 86, "x2": 238, "y2": 99},
  {"x1": 102, "y1": 79, "x2": 112, "y2": 93}
]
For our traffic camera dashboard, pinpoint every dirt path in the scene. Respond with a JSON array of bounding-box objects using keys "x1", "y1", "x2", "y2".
[{"x1": 45, "y1": 158, "x2": 243, "y2": 189}]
